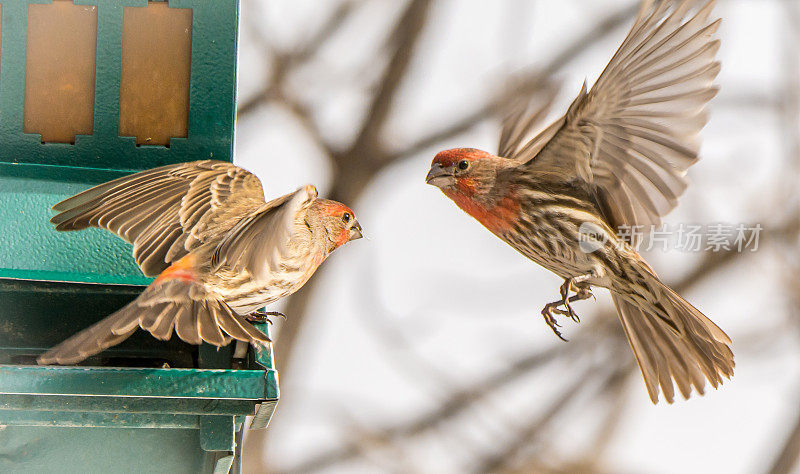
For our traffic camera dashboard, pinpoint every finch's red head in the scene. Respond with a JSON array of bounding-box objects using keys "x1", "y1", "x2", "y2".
[
  {"x1": 308, "y1": 199, "x2": 363, "y2": 251},
  {"x1": 426, "y1": 148, "x2": 498, "y2": 196},
  {"x1": 426, "y1": 147, "x2": 519, "y2": 232}
]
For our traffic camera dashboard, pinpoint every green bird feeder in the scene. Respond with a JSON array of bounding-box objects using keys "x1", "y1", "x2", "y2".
[{"x1": 0, "y1": 1, "x2": 279, "y2": 472}]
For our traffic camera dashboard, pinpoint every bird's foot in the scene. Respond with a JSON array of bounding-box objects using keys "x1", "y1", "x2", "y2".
[
  {"x1": 540, "y1": 276, "x2": 596, "y2": 339},
  {"x1": 246, "y1": 309, "x2": 287, "y2": 325},
  {"x1": 541, "y1": 302, "x2": 568, "y2": 342},
  {"x1": 572, "y1": 286, "x2": 594, "y2": 304}
]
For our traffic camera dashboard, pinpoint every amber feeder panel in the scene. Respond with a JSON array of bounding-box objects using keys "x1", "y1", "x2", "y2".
[
  {"x1": 23, "y1": 1, "x2": 97, "y2": 144},
  {"x1": 120, "y1": 3, "x2": 191, "y2": 146}
]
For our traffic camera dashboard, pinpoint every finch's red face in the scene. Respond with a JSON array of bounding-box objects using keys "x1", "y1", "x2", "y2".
[
  {"x1": 314, "y1": 200, "x2": 363, "y2": 249},
  {"x1": 426, "y1": 148, "x2": 497, "y2": 196},
  {"x1": 426, "y1": 148, "x2": 519, "y2": 232}
]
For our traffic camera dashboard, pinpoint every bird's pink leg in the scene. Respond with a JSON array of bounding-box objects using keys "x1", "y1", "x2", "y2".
[{"x1": 559, "y1": 275, "x2": 595, "y2": 322}]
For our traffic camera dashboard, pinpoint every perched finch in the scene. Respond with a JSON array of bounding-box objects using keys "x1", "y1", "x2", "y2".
[
  {"x1": 425, "y1": 0, "x2": 733, "y2": 403},
  {"x1": 38, "y1": 160, "x2": 362, "y2": 365}
]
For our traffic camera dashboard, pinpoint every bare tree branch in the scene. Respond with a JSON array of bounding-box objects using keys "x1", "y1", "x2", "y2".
[
  {"x1": 764, "y1": 3, "x2": 800, "y2": 473},
  {"x1": 236, "y1": 1, "x2": 360, "y2": 119},
  {"x1": 382, "y1": 2, "x2": 639, "y2": 164},
  {"x1": 296, "y1": 1, "x2": 359, "y2": 63},
  {"x1": 473, "y1": 367, "x2": 597, "y2": 474},
  {"x1": 578, "y1": 367, "x2": 634, "y2": 468},
  {"x1": 281, "y1": 334, "x2": 588, "y2": 474},
  {"x1": 768, "y1": 402, "x2": 800, "y2": 474},
  {"x1": 344, "y1": 0, "x2": 433, "y2": 163}
]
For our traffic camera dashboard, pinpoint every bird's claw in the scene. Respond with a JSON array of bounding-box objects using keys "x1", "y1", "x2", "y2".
[
  {"x1": 565, "y1": 304, "x2": 580, "y2": 323},
  {"x1": 559, "y1": 299, "x2": 580, "y2": 323},
  {"x1": 247, "y1": 316, "x2": 272, "y2": 325},
  {"x1": 551, "y1": 305, "x2": 579, "y2": 322},
  {"x1": 541, "y1": 303, "x2": 569, "y2": 342},
  {"x1": 246, "y1": 310, "x2": 287, "y2": 324}
]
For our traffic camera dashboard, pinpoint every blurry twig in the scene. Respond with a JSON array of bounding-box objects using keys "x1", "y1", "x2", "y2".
[
  {"x1": 576, "y1": 365, "x2": 634, "y2": 469},
  {"x1": 472, "y1": 366, "x2": 597, "y2": 474},
  {"x1": 478, "y1": 364, "x2": 631, "y2": 474},
  {"x1": 296, "y1": 1, "x2": 359, "y2": 62},
  {"x1": 237, "y1": 1, "x2": 359, "y2": 118},
  {"x1": 382, "y1": 2, "x2": 639, "y2": 163},
  {"x1": 273, "y1": 0, "x2": 433, "y2": 379},
  {"x1": 282, "y1": 332, "x2": 589, "y2": 473},
  {"x1": 768, "y1": 408, "x2": 800, "y2": 474},
  {"x1": 764, "y1": 2, "x2": 800, "y2": 473}
]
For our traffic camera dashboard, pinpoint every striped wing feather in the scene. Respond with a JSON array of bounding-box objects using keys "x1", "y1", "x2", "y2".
[
  {"x1": 514, "y1": 0, "x2": 720, "y2": 230},
  {"x1": 211, "y1": 185, "x2": 319, "y2": 281},
  {"x1": 50, "y1": 160, "x2": 267, "y2": 276},
  {"x1": 497, "y1": 83, "x2": 559, "y2": 159}
]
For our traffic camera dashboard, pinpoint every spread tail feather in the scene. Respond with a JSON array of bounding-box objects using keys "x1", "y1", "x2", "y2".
[
  {"x1": 37, "y1": 280, "x2": 269, "y2": 365},
  {"x1": 613, "y1": 276, "x2": 734, "y2": 404}
]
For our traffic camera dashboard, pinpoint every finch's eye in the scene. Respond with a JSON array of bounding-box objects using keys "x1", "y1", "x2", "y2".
[
  {"x1": 342, "y1": 212, "x2": 351, "y2": 223},
  {"x1": 457, "y1": 160, "x2": 469, "y2": 171}
]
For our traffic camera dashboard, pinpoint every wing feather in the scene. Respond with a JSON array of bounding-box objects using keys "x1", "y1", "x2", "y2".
[
  {"x1": 50, "y1": 160, "x2": 267, "y2": 276},
  {"x1": 497, "y1": 83, "x2": 559, "y2": 159},
  {"x1": 211, "y1": 185, "x2": 318, "y2": 281},
  {"x1": 511, "y1": 0, "x2": 720, "y2": 231}
]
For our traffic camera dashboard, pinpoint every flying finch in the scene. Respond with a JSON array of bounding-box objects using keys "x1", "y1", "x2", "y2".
[
  {"x1": 38, "y1": 160, "x2": 362, "y2": 365},
  {"x1": 426, "y1": 0, "x2": 733, "y2": 403}
]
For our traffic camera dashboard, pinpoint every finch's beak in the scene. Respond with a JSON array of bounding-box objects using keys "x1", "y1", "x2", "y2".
[
  {"x1": 425, "y1": 163, "x2": 455, "y2": 188},
  {"x1": 348, "y1": 221, "x2": 363, "y2": 241}
]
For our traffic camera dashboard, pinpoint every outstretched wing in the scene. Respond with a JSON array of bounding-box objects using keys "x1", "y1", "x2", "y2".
[
  {"x1": 517, "y1": 0, "x2": 720, "y2": 230},
  {"x1": 211, "y1": 185, "x2": 318, "y2": 281},
  {"x1": 497, "y1": 82, "x2": 559, "y2": 159},
  {"x1": 50, "y1": 160, "x2": 267, "y2": 276}
]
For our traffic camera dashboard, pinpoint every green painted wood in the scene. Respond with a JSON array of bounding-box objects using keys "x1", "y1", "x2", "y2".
[
  {"x1": 265, "y1": 369, "x2": 280, "y2": 400},
  {"x1": 0, "y1": 0, "x2": 239, "y2": 170},
  {"x1": 0, "y1": 365, "x2": 274, "y2": 399},
  {"x1": 0, "y1": 161, "x2": 133, "y2": 183},
  {"x1": 253, "y1": 322, "x2": 280, "y2": 401},
  {"x1": 200, "y1": 415, "x2": 235, "y2": 451},
  {"x1": 0, "y1": 410, "x2": 201, "y2": 428},
  {"x1": 0, "y1": 175, "x2": 151, "y2": 284},
  {"x1": 0, "y1": 394, "x2": 257, "y2": 415},
  {"x1": 0, "y1": 2, "x2": 276, "y2": 471},
  {"x1": 0, "y1": 426, "x2": 208, "y2": 473}
]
